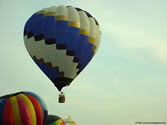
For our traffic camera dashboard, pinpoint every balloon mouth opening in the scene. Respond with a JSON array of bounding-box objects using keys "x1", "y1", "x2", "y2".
[{"x1": 51, "y1": 77, "x2": 73, "y2": 91}]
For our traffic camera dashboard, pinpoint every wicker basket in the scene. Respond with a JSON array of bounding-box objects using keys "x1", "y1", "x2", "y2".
[{"x1": 59, "y1": 95, "x2": 65, "y2": 103}]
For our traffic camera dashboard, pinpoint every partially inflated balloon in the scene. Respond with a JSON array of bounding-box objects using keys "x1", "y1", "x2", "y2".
[
  {"x1": 0, "y1": 91, "x2": 48, "y2": 125},
  {"x1": 45, "y1": 115, "x2": 64, "y2": 125},
  {"x1": 24, "y1": 5, "x2": 101, "y2": 91},
  {"x1": 64, "y1": 115, "x2": 76, "y2": 125}
]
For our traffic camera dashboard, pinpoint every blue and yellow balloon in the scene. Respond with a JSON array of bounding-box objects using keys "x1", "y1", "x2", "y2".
[{"x1": 24, "y1": 5, "x2": 101, "y2": 101}]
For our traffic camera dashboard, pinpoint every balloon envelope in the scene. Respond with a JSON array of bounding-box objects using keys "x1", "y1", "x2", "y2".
[
  {"x1": 64, "y1": 115, "x2": 76, "y2": 125},
  {"x1": 24, "y1": 5, "x2": 101, "y2": 91},
  {"x1": 0, "y1": 91, "x2": 48, "y2": 125},
  {"x1": 45, "y1": 115, "x2": 64, "y2": 125}
]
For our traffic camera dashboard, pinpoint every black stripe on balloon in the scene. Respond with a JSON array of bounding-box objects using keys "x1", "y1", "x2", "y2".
[
  {"x1": 45, "y1": 38, "x2": 56, "y2": 45},
  {"x1": 51, "y1": 77, "x2": 73, "y2": 91},
  {"x1": 56, "y1": 44, "x2": 67, "y2": 50},
  {"x1": 34, "y1": 34, "x2": 44, "y2": 41},
  {"x1": 67, "y1": 6, "x2": 72, "y2": 8},
  {"x1": 83, "y1": 11, "x2": 99, "y2": 26},
  {"x1": 66, "y1": 50, "x2": 75, "y2": 56},
  {"x1": 76, "y1": 63, "x2": 82, "y2": 69},
  {"x1": 84, "y1": 11, "x2": 93, "y2": 18},
  {"x1": 94, "y1": 18, "x2": 99, "y2": 26},
  {"x1": 46, "y1": 115, "x2": 61, "y2": 124},
  {"x1": 73, "y1": 57, "x2": 80, "y2": 63},
  {"x1": 27, "y1": 32, "x2": 34, "y2": 39},
  {"x1": 24, "y1": 30, "x2": 27, "y2": 36},
  {"x1": 76, "y1": 70, "x2": 81, "y2": 75},
  {"x1": 75, "y1": 7, "x2": 82, "y2": 11}
]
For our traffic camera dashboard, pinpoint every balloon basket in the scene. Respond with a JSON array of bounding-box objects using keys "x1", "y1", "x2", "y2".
[
  {"x1": 58, "y1": 92, "x2": 65, "y2": 103},
  {"x1": 59, "y1": 96, "x2": 65, "y2": 103}
]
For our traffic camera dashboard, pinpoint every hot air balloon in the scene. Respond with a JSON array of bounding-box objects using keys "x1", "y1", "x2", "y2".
[
  {"x1": 0, "y1": 91, "x2": 48, "y2": 125},
  {"x1": 23, "y1": 5, "x2": 101, "y2": 102},
  {"x1": 45, "y1": 115, "x2": 64, "y2": 125},
  {"x1": 64, "y1": 115, "x2": 76, "y2": 125}
]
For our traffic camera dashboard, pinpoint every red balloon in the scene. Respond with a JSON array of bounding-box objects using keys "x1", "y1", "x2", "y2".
[{"x1": 0, "y1": 91, "x2": 48, "y2": 125}]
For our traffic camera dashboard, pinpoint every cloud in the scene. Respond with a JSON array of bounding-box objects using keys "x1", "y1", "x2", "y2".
[
  {"x1": 98, "y1": 1, "x2": 167, "y2": 65},
  {"x1": 103, "y1": 23, "x2": 167, "y2": 65},
  {"x1": 150, "y1": 40, "x2": 167, "y2": 64}
]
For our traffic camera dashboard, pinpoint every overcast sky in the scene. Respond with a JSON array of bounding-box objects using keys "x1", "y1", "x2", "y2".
[{"x1": 0, "y1": 0, "x2": 167, "y2": 125}]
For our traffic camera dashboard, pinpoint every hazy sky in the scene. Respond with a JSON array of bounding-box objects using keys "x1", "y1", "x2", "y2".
[{"x1": 0, "y1": 0, "x2": 167, "y2": 125}]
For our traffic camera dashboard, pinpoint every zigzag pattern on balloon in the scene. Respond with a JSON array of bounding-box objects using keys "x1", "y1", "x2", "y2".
[
  {"x1": 32, "y1": 55, "x2": 73, "y2": 91},
  {"x1": 24, "y1": 36, "x2": 79, "y2": 91},
  {"x1": 24, "y1": 6, "x2": 101, "y2": 91}
]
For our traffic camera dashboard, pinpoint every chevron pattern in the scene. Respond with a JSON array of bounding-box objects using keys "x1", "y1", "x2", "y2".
[{"x1": 24, "y1": 5, "x2": 101, "y2": 91}]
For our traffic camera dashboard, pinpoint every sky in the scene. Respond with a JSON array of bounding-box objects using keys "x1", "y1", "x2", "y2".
[{"x1": 0, "y1": 0, "x2": 167, "y2": 125}]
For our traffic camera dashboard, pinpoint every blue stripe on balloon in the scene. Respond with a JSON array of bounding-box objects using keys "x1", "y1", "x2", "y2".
[
  {"x1": 82, "y1": 42, "x2": 93, "y2": 59},
  {"x1": 34, "y1": 60, "x2": 61, "y2": 79},
  {"x1": 32, "y1": 14, "x2": 45, "y2": 36},
  {"x1": 87, "y1": 50, "x2": 94, "y2": 61},
  {"x1": 55, "y1": 32, "x2": 68, "y2": 45},
  {"x1": 80, "y1": 58, "x2": 91, "y2": 71},
  {"x1": 0, "y1": 98, "x2": 8, "y2": 125},
  {"x1": 26, "y1": 14, "x2": 38, "y2": 33},
  {"x1": 24, "y1": 15, "x2": 32, "y2": 32},
  {"x1": 68, "y1": 27, "x2": 80, "y2": 34},
  {"x1": 55, "y1": 21, "x2": 68, "y2": 33},
  {"x1": 24, "y1": 18, "x2": 29, "y2": 33},
  {"x1": 75, "y1": 34, "x2": 89, "y2": 58},
  {"x1": 54, "y1": 21, "x2": 69, "y2": 44},
  {"x1": 66, "y1": 28, "x2": 80, "y2": 51},
  {"x1": 43, "y1": 16, "x2": 56, "y2": 39},
  {"x1": 55, "y1": 26, "x2": 80, "y2": 45},
  {"x1": 77, "y1": 41, "x2": 94, "y2": 71}
]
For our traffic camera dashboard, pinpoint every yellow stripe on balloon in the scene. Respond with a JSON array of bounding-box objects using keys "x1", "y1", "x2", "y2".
[
  {"x1": 68, "y1": 21, "x2": 80, "y2": 28},
  {"x1": 56, "y1": 119, "x2": 63, "y2": 124},
  {"x1": 36, "y1": 10, "x2": 46, "y2": 15},
  {"x1": 56, "y1": 16, "x2": 68, "y2": 21},
  {"x1": 92, "y1": 45, "x2": 97, "y2": 52},
  {"x1": 45, "y1": 12, "x2": 56, "y2": 17},
  {"x1": 18, "y1": 94, "x2": 36, "y2": 125},
  {"x1": 88, "y1": 37, "x2": 96, "y2": 44},
  {"x1": 80, "y1": 29, "x2": 89, "y2": 36},
  {"x1": 10, "y1": 96, "x2": 22, "y2": 125}
]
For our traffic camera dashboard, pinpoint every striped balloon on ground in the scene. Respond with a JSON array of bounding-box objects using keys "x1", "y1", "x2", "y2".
[
  {"x1": 45, "y1": 115, "x2": 64, "y2": 125},
  {"x1": 24, "y1": 5, "x2": 101, "y2": 92},
  {"x1": 0, "y1": 91, "x2": 48, "y2": 125}
]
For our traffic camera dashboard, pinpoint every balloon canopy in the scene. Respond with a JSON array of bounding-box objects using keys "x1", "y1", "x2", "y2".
[
  {"x1": 24, "y1": 5, "x2": 101, "y2": 92},
  {"x1": 45, "y1": 115, "x2": 64, "y2": 125},
  {"x1": 0, "y1": 91, "x2": 48, "y2": 125},
  {"x1": 64, "y1": 115, "x2": 76, "y2": 125}
]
